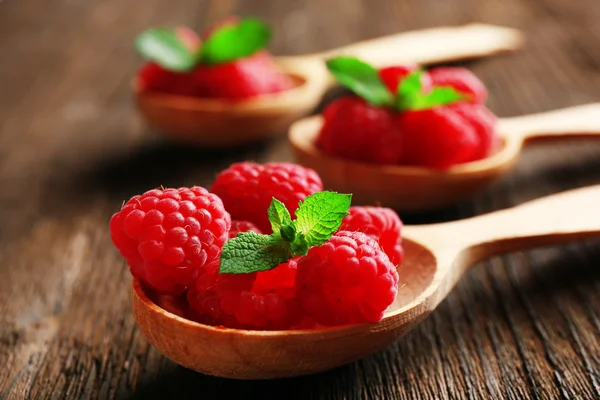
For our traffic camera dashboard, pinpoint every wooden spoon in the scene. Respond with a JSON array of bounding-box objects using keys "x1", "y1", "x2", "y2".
[
  {"x1": 289, "y1": 103, "x2": 600, "y2": 211},
  {"x1": 132, "y1": 184, "x2": 600, "y2": 379},
  {"x1": 135, "y1": 24, "x2": 523, "y2": 147}
]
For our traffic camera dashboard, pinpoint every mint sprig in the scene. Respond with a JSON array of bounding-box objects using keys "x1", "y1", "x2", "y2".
[
  {"x1": 325, "y1": 57, "x2": 394, "y2": 107},
  {"x1": 325, "y1": 56, "x2": 472, "y2": 111},
  {"x1": 219, "y1": 191, "x2": 352, "y2": 275},
  {"x1": 134, "y1": 17, "x2": 271, "y2": 72}
]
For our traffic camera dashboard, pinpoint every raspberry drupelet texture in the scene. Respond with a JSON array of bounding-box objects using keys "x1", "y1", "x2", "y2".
[
  {"x1": 211, "y1": 162, "x2": 323, "y2": 233},
  {"x1": 296, "y1": 231, "x2": 399, "y2": 326},
  {"x1": 229, "y1": 220, "x2": 262, "y2": 239},
  {"x1": 109, "y1": 187, "x2": 231, "y2": 295},
  {"x1": 340, "y1": 206, "x2": 404, "y2": 265},
  {"x1": 187, "y1": 258, "x2": 308, "y2": 329}
]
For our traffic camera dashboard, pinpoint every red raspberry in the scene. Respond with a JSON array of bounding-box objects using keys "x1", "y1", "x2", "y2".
[
  {"x1": 296, "y1": 231, "x2": 399, "y2": 325},
  {"x1": 187, "y1": 258, "x2": 307, "y2": 329},
  {"x1": 109, "y1": 187, "x2": 231, "y2": 295},
  {"x1": 137, "y1": 28, "x2": 200, "y2": 96},
  {"x1": 316, "y1": 96, "x2": 404, "y2": 165},
  {"x1": 137, "y1": 62, "x2": 197, "y2": 96},
  {"x1": 378, "y1": 65, "x2": 433, "y2": 94},
  {"x1": 192, "y1": 51, "x2": 294, "y2": 100},
  {"x1": 211, "y1": 162, "x2": 323, "y2": 233},
  {"x1": 450, "y1": 103, "x2": 499, "y2": 161},
  {"x1": 229, "y1": 220, "x2": 262, "y2": 239},
  {"x1": 340, "y1": 206, "x2": 404, "y2": 265},
  {"x1": 396, "y1": 106, "x2": 479, "y2": 169},
  {"x1": 427, "y1": 67, "x2": 487, "y2": 104}
]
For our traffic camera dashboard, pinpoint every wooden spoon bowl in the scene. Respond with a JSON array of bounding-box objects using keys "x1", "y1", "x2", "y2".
[
  {"x1": 134, "y1": 70, "x2": 324, "y2": 147},
  {"x1": 289, "y1": 103, "x2": 600, "y2": 211},
  {"x1": 134, "y1": 24, "x2": 523, "y2": 147},
  {"x1": 132, "y1": 184, "x2": 600, "y2": 379}
]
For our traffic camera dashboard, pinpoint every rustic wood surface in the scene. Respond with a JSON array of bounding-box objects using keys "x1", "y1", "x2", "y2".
[{"x1": 1, "y1": 0, "x2": 599, "y2": 398}]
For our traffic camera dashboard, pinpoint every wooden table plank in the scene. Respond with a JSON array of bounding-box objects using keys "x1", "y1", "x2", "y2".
[{"x1": 1, "y1": 0, "x2": 599, "y2": 398}]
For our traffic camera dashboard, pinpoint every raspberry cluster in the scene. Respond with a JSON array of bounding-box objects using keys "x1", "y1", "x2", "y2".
[
  {"x1": 109, "y1": 162, "x2": 403, "y2": 329},
  {"x1": 316, "y1": 61, "x2": 498, "y2": 169},
  {"x1": 136, "y1": 17, "x2": 293, "y2": 100}
]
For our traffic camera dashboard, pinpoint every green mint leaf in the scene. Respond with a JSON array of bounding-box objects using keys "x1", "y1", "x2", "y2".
[
  {"x1": 395, "y1": 69, "x2": 471, "y2": 111},
  {"x1": 395, "y1": 69, "x2": 424, "y2": 110},
  {"x1": 294, "y1": 191, "x2": 352, "y2": 248},
  {"x1": 325, "y1": 57, "x2": 394, "y2": 107},
  {"x1": 267, "y1": 198, "x2": 292, "y2": 233},
  {"x1": 414, "y1": 86, "x2": 471, "y2": 109},
  {"x1": 135, "y1": 28, "x2": 197, "y2": 72},
  {"x1": 279, "y1": 225, "x2": 296, "y2": 242},
  {"x1": 219, "y1": 231, "x2": 292, "y2": 274},
  {"x1": 200, "y1": 17, "x2": 271, "y2": 64},
  {"x1": 397, "y1": 69, "x2": 424, "y2": 97}
]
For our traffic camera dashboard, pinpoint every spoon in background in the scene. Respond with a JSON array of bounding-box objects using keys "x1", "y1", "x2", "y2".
[
  {"x1": 289, "y1": 103, "x2": 600, "y2": 211},
  {"x1": 132, "y1": 184, "x2": 600, "y2": 379},
  {"x1": 134, "y1": 23, "x2": 522, "y2": 147}
]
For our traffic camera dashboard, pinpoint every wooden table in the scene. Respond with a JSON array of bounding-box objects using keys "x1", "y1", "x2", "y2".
[{"x1": 1, "y1": 0, "x2": 599, "y2": 398}]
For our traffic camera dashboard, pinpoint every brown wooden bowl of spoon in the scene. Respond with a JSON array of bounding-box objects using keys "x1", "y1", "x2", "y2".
[
  {"x1": 289, "y1": 103, "x2": 600, "y2": 211},
  {"x1": 134, "y1": 23, "x2": 523, "y2": 148},
  {"x1": 132, "y1": 184, "x2": 600, "y2": 379}
]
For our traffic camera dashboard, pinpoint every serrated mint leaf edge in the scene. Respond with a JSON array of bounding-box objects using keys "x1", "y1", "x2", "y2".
[{"x1": 294, "y1": 192, "x2": 352, "y2": 248}]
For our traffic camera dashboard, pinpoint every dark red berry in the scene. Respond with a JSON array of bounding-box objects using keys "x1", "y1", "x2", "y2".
[
  {"x1": 211, "y1": 162, "x2": 323, "y2": 233},
  {"x1": 187, "y1": 258, "x2": 307, "y2": 330},
  {"x1": 316, "y1": 96, "x2": 404, "y2": 165},
  {"x1": 449, "y1": 103, "x2": 499, "y2": 161},
  {"x1": 340, "y1": 206, "x2": 404, "y2": 265},
  {"x1": 137, "y1": 62, "x2": 197, "y2": 96},
  {"x1": 192, "y1": 51, "x2": 294, "y2": 100},
  {"x1": 396, "y1": 106, "x2": 479, "y2": 169},
  {"x1": 109, "y1": 186, "x2": 231, "y2": 295},
  {"x1": 296, "y1": 231, "x2": 399, "y2": 325}
]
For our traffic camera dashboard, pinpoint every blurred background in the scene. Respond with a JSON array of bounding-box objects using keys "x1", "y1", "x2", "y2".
[{"x1": 1, "y1": 0, "x2": 599, "y2": 399}]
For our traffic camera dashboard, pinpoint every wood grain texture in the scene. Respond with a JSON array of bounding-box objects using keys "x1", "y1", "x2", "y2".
[{"x1": 0, "y1": 0, "x2": 599, "y2": 398}]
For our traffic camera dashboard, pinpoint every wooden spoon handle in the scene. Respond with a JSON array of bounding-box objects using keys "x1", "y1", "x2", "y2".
[
  {"x1": 314, "y1": 23, "x2": 523, "y2": 68},
  {"x1": 499, "y1": 103, "x2": 600, "y2": 141},
  {"x1": 407, "y1": 185, "x2": 600, "y2": 264}
]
